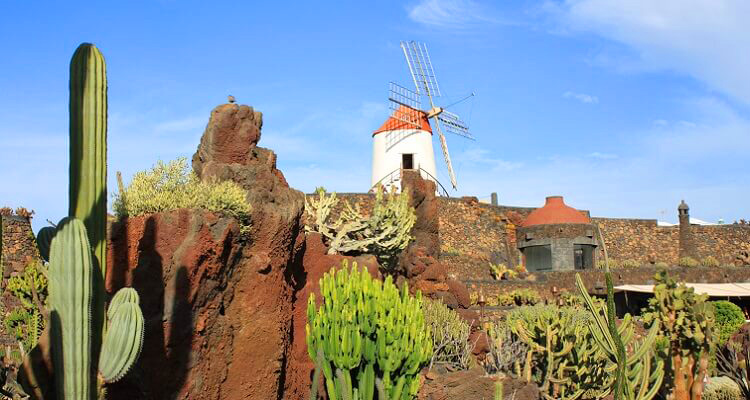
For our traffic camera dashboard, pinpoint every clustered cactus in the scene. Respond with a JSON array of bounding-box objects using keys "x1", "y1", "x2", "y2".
[
  {"x1": 305, "y1": 260, "x2": 432, "y2": 400},
  {"x1": 304, "y1": 187, "x2": 415, "y2": 271},
  {"x1": 4, "y1": 262, "x2": 48, "y2": 355},
  {"x1": 642, "y1": 271, "x2": 715, "y2": 400},
  {"x1": 422, "y1": 298, "x2": 473, "y2": 370},
  {"x1": 508, "y1": 305, "x2": 612, "y2": 399}
]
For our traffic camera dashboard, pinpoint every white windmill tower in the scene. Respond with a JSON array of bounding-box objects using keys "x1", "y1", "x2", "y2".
[{"x1": 370, "y1": 41, "x2": 474, "y2": 194}]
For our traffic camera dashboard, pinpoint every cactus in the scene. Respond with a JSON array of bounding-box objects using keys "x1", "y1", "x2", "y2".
[
  {"x1": 47, "y1": 218, "x2": 144, "y2": 398},
  {"x1": 508, "y1": 305, "x2": 612, "y2": 399},
  {"x1": 69, "y1": 42, "x2": 108, "y2": 289},
  {"x1": 494, "y1": 379, "x2": 503, "y2": 400},
  {"x1": 304, "y1": 187, "x2": 415, "y2": 272},
  {"x1": 306, "y1": 260, "x2": 432, "y2": 400},
  {"x1": 575, "y1": 274, "x2": 664, "y2": 400},
  {"x1": 489, "y1": 263, "x2": 516, "y2": 280},
  {"x1": 642, "y1": 271, "x2": 715, "y2": 400},
  {"x1": 36, "y1": 226, "x2": 56, "y2": 262}
]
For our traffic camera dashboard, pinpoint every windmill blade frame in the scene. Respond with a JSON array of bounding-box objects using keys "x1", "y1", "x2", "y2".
[
  {"x1": 437, "y1": 110, "x2": 474, "y2": 140},
  {"x1": 401, "y1": 41, "x2": 442, "y2": 98},
  {"x1": 388, "y1": 82, "x2": 422, "y2": 130}
]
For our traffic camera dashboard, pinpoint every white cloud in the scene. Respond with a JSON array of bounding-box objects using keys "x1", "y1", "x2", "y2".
[
  {"x1": 563, "y1": 91, "x2": 599, "y2": 104},
  {"x1": 407, "y1": 0, "x2": 497, "y2": 30},
  {"x1": 459, "y1": 147, "x2": 523, "y2": 171},
  {"x1": 548, "y1": 0, "x2": 750, "y2": 104}
]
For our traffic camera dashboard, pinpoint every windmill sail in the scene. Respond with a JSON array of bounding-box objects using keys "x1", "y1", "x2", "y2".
[
  {"x1": 388, "y1": 82, "x2": 422, "y2": 130},
  {"x1": 401, "y1": 41, "x2": 441, "y2": 98},
  {"x1": 437, "y1": 110, "x2": 474, "y2": 140},
  {"x1": 434, "y1": 122, "x2": 458, "y2": 189}
]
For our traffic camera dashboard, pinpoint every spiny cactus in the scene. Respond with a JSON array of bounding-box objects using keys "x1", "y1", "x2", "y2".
[
  {"x1": 306, "y1": 260, "x2": 432, "y2": 400},
  {"x1": 642, "y1": 271, "x2": 715, "y2": 400},
  {"x1": 304, "y1": 187, "x2": 415, "y2": 271},
  {"x1": 575, "y1": 274, "x2": 664, "y2": 400},
  {"x1": 36, "y1": 226, "x2": 56, "y2": 263},
  {"x1": 48, "y1": 218, "x2": 144, "y2": 398},
  {"x1": 508, "y1": 305, "x2": 612, "y2": 399}
]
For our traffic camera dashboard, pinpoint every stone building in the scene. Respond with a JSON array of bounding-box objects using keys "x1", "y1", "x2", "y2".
[
  {"x1": 0, "y1": 214, "x2": 40, "y2": 281},
  {"x1": 516, "y1": 196, "x2": 598, "y2": 272}
]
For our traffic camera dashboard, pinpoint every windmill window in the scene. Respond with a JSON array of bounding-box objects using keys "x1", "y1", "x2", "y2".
[{"x1": 402, "y1": 154, "x2": 414, "y2": 170}]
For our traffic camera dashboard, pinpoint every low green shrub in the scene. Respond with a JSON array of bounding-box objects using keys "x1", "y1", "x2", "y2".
[
  {"x1": 654, "y1": 261, "x2": 669, "y2": 268},
  {"x1": 497, "y1": 289, "x2": 542, "y2": 307},
  {"x1": 621, "y1": 259, "x2": 641, "y2": 268},
  {"x1": 712, "y1": 301, "x2": 746, "y2": 345},
  {"x1": 703, "y1": 376, "x2": 743, "y2": 400},
  {"x1": 597, "y1": 258, "x2": 619, "y2": 269},
  {"x1": 423, "y1": 298, "x2": 473, "y2": 370},
  {"x1": 702, "y1": 256, "x2": 721, "y2": 268},
  {"x1": 678, "y1": 256, "x2": 699, "y2": 267},
  {"x1": 113, "y1": 158, "x2": 251, "y2": 233}
]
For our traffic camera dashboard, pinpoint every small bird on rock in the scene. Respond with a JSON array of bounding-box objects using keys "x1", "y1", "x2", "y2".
[{"x1": 228, "y1": 95, "x2": 236, "y2": 104}]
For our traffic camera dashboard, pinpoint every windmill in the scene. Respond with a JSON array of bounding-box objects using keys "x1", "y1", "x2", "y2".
[{"x1": 377, "y1": 40, "x2": 474, "y2": 192}]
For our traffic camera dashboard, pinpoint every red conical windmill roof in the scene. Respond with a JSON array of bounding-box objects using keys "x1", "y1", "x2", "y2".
[
  {"x1": 523, "y1": 196, "x2": 590, "y2": 227},
  {"x1": 373, "y1": 105, "x2": 432, "y2": 136}
]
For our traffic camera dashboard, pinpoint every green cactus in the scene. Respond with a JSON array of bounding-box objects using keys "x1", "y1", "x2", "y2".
[
  {"x1": 575, "y1": 274, "x2": 664, "y2": 400},
  {"x1": 494, "y1": 379, "x2": 503, "y2": 400},
  {"x1": 508, "y1": 305, "x2": 612, "y2": 399},
  {"x1": 304, "y1": 187, "x2": 415, "y2": 272},
  {"x1": 48, "y1": 218, "x2": 144, "y2": 398},
  {"x1": 68, "y1": 42, "x2": 108, "y2": 292},
  {"x1": 641, "y1": 271, "x2": 715, "y2": 400},
  {"x1": 306, "y1": 260, "x2": 432, "y2": 400},
  {"x1": 36, "y1": 226, "x2": 56, "y2": 262}
]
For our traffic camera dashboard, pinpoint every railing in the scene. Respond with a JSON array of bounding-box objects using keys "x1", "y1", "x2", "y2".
[{"x1": 370, "y1": 167, "x2": 450, "y2": 197}]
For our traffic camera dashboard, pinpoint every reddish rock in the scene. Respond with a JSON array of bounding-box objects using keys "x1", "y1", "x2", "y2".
[
  {"x1": 456, "y1": 309, "x2": 480, "y2": 330},
  {"x1": 433, "y1": 291, "x2": 459, "y2": 309},
  {"x1": 417, "y1": 367, "x2": 494, "y2": 400},
  {"x1": 421, "y1": 263, "x2": 448, "y2": 282},
  {"x1": 105, "y1": 210, "x2": 244, "y2": 399},
  {"x1": 192, "y1": 103, "x2": 262, "y2": 165},
  {"x1": 415, "y1": 280, "x2": 451, "y2": 295},
  {"x1": 469, "y1": 331, "x2": 490, "y2": 357},
  {"x1": 447, "y1": 279, "x2": 471, "y2": 308}
]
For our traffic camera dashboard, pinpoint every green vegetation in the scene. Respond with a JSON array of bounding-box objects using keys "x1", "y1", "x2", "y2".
[
  {"x1": 113, "y1": 158, "x2": 252, "y2": 233},
  {"x1": 422, "y1": 298, "x2": 473, "y2": 370},
  {"x1": 654, "y1": 261, "x2": 669, "y2": 268},
  {"x1": 304, "y1": 186, "x2": 415, "y2": 271},
  {"x1": 48, "y1": 218, "x2": 145, "y2": 397},
  {"x1": 575, "y1": 275, "x2": 664, "y2": 400},
  {"x1": 717, "y1": 337, "x2": 750, "y2": 398},
  {"x1": 497, "y1": 288, "x2": 541, "y2": 307},
  {"x1": 3, "y1": 261, "x2": 47, "y2": 355},
  {"x1": 711, "y1": 301, "x2": 745, "y2": 345},
  {"x1": 306, "y1": 260, "x2": 431, "y2": 400},
  {"x1": 620, "y1": 259, "x2": 640, "y2": 268},
  {"x1": 508, "y1": 304, "x2": 612, "y2": 399},
  {"x1": 35, "y1": 226, "x2": 55, "y2": 262},
  {"x1": 642, "y1": 271, "x2": 715, "y2": 399},
  {"x1": 703, "y1": 376, "x2": 743, "y2": 400},
  {"x1": 678, "y1": 256, "x2": 699, "y2": 268},
  {"x1": 702, "y1": 256, "x2": 721, "y2": 268}
]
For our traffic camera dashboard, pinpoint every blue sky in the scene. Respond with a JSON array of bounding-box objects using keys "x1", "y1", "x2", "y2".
[{"x1": 1, "y1": 0, "x2": 748, "y2": 232}]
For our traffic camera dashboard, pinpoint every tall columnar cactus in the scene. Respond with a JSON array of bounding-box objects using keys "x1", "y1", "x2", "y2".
[
  {"x1": 508, "y1": 305, "x2": 612, "y2": 399},
  {"x1": 306, "y1": 260, "x2": 432, "y2": 400},
  {"x1": 69, "y1": 43, "x2": 107, "y2": 285},
  {"x1": 48, "y1": 218, "x2": 144, "y2": 398},
  {"x1": 575, "y1": 274, "x2": 665, "y2": 400}
]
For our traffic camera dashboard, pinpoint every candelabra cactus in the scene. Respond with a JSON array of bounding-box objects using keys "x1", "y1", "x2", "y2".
[
  {"x1": 305, "y1": 260, "x2": 431, "y2": 400},
  {"x1": 575, "y1": 274, "x2": 664, "y2": 400},
  {"x1": 508, "y1": 305, "x2": 611, "y2": 399},
  {"x1": 36, "y1": 226, "x2": 55, "y2": 262},
  {"x1": 48, "y1": 218, "x2": 144, "y2": 398}
]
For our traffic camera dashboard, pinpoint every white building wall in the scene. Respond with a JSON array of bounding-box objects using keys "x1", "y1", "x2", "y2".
[{"x1": 371, "y1": 129, "x2": 438, "y2": 190}]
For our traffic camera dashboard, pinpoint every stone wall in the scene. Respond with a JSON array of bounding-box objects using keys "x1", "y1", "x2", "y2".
[
  {"x1": 0, "y1": 215, "x2": 39, "y2": 280},
  {"x1": 304, "y1": 192, "x2": 750, "y2": 281}
]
